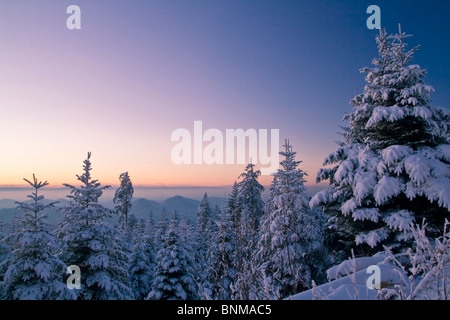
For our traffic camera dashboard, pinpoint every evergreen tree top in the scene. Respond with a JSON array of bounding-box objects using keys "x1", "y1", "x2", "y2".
[
  {"x1": 272, "y1": 140, "x2": 307, "y2": 195},
  {"x1": 16, "y1": 174, "x2": 58, "y2": 219},
  {"x1": 238, "y1": 163, "x2": 265, "y2": 194},
  {"x1": 5, "y1": 175, "x2": 75, "y2": 300},
  {"x1": 279, "y1": 139, "x2": 304, "y2": 173},
  {"x1": 114, "y1": 172, "x2": 134, "y2": 201},
  {"x1": 312, "y1": 28, "x2": 450, "y2": 253},
  {"x1": 63, "y1": 152, "x2": 111, "y2": 206},
  {"x1": 344, "y1": 28, "x2": 447, "y2": 150}
]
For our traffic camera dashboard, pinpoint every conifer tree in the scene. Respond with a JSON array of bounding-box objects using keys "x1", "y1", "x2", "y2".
[
  {"x1": 154, "y1": 208, "x2": 168, "y2": 252},
  {"x1": 129, "y1": 217, "x2": 155, "y2": 300},
  {"x1": 257, "y1": 140, "x2": 327, "y2": 299},
  {"x1": 311, "y1": 29, "x2": 450, "y2": 261},
  {"x1": 58, "y1": 153, "x2": 134, "y2": 300},
  {"x1": 226, "y1": 182, "x2": 241, "y2": 269},
  {"x1": 121, "y1": 214, "x2": 139, "y2": 256},
  {"x1": 209, "y1": 206, "x2": 236, "y2": 300},
  {"x1": 3, "y1": 175, "x2": 75, "y2": 300},
  {"x1": 0, "y1": 220, "x2": 11, "y2": 293},
  {"x1": 147, "y1": 211, "x2": 197, "y2": 300},
  {"x1": 197, "y1": 193, "x2": 214, "y2": 239},
  {"x1": 231, "y1": 163, "x2": 265, "y2": 300},
  {"x1": 195, "y1": 193, "x2": 216, "y2": 296},
  {"x1": 114, "y1": 172, "x2": 135, "y2": 262},
  {"x1": 114, "y1": 172, "x2": 134, "y2": 224},
  {"x1": 145, "y1": 211, "x2": 156, "y2": 237},
  {"x1": 238, "y1": 163, "x2": 265, "y2": 241}
]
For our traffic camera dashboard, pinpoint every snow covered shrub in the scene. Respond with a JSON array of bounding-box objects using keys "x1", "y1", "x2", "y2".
[{"x1": 382, "y1": 219, "x2": 450, "y2": 300}]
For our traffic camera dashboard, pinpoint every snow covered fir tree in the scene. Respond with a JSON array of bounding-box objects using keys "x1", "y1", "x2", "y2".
[
  {"x1": 0, "y1": 220, "x2": 11, "y2": 299},
  {"x1": 230, "y1": 162, "x2": 265, "y2": 300},
  {"x1": 128, "y1": 214, "x2": 155, "y2": 300},
  {"x1": 311, "y1": 28, "x2": 450, "y2": 262},
  {"x1": 193, "y1": 192, "x2": 216, "y2": 299},
  {"x1": 0, "y1": 29, "x2": 448, "y2": 300},
  {"x1": 114, "y1": 172, "x2": 134, "y2": 224},
  {"x1": 256, "y1": 140, "x2": 328, "y2": 299},
  {"x1": 147, "y1": 211, "x2": 197, "y2": 300},
  {"x1": 208, "y1": 205, "x2": 236, "y2": 300},
  {"x1": 2, "y1": 175, "x2": 74, "y2": 300},
  {"x1": 57, "y1": 153, "x2": 134, "y2": 300}
]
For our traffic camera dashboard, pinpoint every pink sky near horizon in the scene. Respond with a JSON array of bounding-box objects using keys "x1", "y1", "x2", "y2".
[
  {"x1": 6, "y1": 1, "x2": 448, "y2": 189},
  {"x1": 0, "y1": 2, "x2": 339, "y2": 188}
]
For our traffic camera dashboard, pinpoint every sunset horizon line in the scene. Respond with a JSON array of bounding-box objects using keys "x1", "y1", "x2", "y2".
[{"x1": 0, "y1": 182, "x2": 327, "y2": 189}]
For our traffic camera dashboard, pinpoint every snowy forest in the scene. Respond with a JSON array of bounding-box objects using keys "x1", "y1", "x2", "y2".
[{"x1": 0, "y1": 30, "x2": 449, "y2": 300}]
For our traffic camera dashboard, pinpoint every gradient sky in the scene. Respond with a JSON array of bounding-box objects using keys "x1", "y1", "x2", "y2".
[{"x1": 0, "y1": 0, "x2": 449, "y2": 189}]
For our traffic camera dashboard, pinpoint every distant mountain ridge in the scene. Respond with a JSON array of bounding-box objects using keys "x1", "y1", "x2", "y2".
[
  {"x1": 130, "y1": 195, "x2": 226, "y2": 222},
  {"x1": 0, "y1": 195, "x2": 226, "y2": 226}
]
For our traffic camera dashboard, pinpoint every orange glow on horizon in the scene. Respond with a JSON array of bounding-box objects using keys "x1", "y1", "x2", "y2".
[{"x1": 0, "y1": 161, "x2": 326, "y2": 189}]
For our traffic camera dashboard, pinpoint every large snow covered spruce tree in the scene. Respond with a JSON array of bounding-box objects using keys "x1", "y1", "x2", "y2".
[
  {"x1": 311, "y1": 29, "x2": 450, "y2": 260},
  {"x1": 58, "y1": 153, "x2": 134, "y2": 300},
  {"x1": 3, "y1": 175, "x2": 75, "y2": 300}
]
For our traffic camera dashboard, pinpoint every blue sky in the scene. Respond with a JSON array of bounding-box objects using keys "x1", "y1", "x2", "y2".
[{"x1": 0, "y1": 0, "x2": 448, "y2": 188}]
